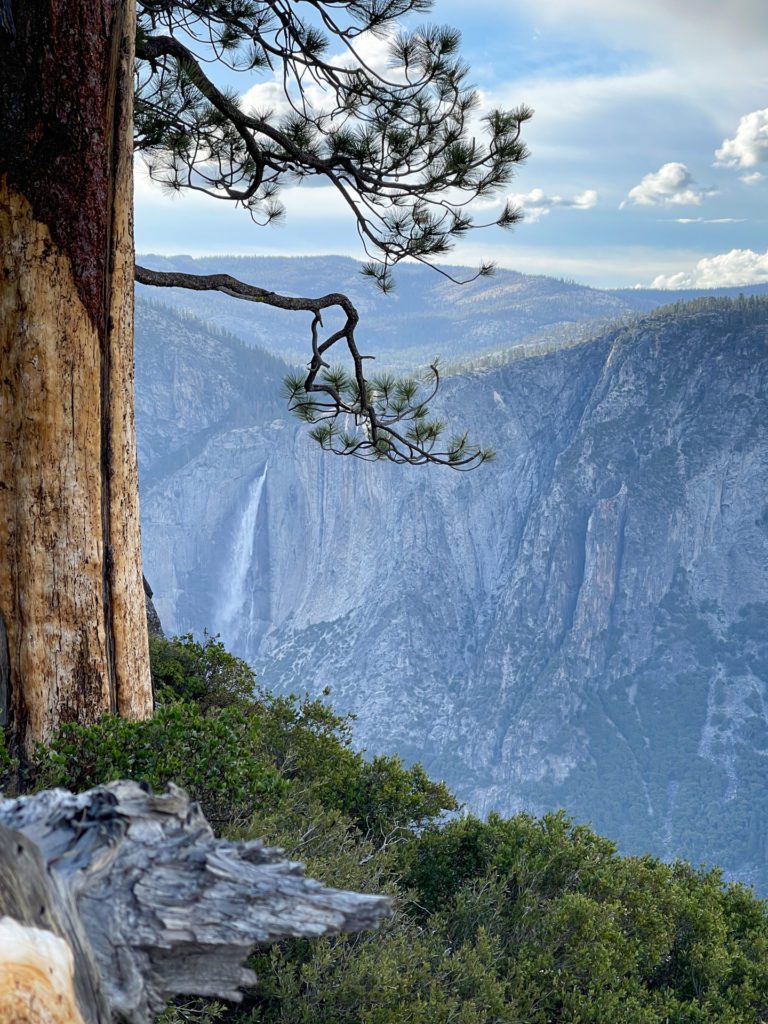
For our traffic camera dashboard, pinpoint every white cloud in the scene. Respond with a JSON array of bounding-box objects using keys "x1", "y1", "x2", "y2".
[
  {"x1": 621, "y1": 162, "x2": 716, "y2": 207},
  {"x1": 672, "y1": 217, "x2": 745, "y2": 224},
  {"x1": 509, "y1": 187, "x2": 598, "y2": 222},
  {"x1": 334, "y1": 29, "x2": 403, "y2": 79},
  {"x1": 489, "y1": 67, "x2": 679, "y2": 143},
  {"x1": 240, "y1": 29, "x2": 405, "y2": 121},
  {"x1": 501, "y1": 0, "x2": 768, "y2": 69},
  {"x1": 240, "y1": 80, "x2": 295, "y2": 120},
  {"x1": 715, "y1": 109, "x2": 768, "y2": 168},
  {"x1": 442, "y1": 237, "x2": 709, "y2": 288},
  {"x1": 741, "y1": 171, "x2": 765, "y2": 185},
  {"x1": 651, "y1": 247, "x2": 768, "y2": 288},
  {"x1": 468, "y1": 1, "x2": 767, "y2": 146}
]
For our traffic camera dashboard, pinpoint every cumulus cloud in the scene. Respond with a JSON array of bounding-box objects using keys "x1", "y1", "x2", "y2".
[
  {"x1": 715, "y1": 108, "x2": 768, "y2": 168},
  {"x1": 651, "y1": 247, "x2": 768, "y2": 288},
  {"x1": 510, "y1": 187, "x2": 598, "y2": 222},
  {"x1": 335, "y1": 29, "x2": 404, "y2": 79},
  {"x1": 240, "y1": 79, "x2": 297, "y2": 120},
  {"x1": 621, "y1": 162, "x2": 716, "y2": 208},
  {"x1": 741, "y1": 171, "x2": 765, "y2": 185}
]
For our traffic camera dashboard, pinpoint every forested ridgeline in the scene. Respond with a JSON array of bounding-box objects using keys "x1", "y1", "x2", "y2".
[{"x1": 3, "y1": 634, "x2": 768, "y2": 1024}]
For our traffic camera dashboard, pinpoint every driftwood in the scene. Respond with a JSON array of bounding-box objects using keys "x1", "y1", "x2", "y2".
[{"x1": 0, "y1": 782, "x2": 391, "y2": 1023}]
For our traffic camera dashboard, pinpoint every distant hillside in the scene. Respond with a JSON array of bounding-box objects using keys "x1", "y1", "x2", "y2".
[
  {"x1": 137, "y1": 293, "x2": 768, "y2": 892},
  {"x1": 136, "y1": 253, "x2": 768, "y2": 370},
  {"x1": 612, "y1": 282, "x2": 768, "y2": 311}
]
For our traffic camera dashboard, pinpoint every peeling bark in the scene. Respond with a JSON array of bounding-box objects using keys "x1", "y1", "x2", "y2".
[{"x1": 0, "y1": 1, "x2": 152, "y2": 755}]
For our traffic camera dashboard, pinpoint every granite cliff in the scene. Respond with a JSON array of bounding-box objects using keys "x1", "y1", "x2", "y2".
[{"x1": 137, "y1": 292, "x2": 768, "y2": 890}]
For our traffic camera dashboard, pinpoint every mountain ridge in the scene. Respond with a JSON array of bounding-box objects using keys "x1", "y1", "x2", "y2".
[{"x1": 137, "y1": 253, "x2": 768, "y2": 369}]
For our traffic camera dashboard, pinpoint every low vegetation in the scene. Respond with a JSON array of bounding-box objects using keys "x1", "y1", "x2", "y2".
[{"x1": 4, "y1": 633, "x2": 768, "y2": 1023}]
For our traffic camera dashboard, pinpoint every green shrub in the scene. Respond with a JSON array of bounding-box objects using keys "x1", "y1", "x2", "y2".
[
  {"x1": 220, "y1": 686, "x2": 456, "y2": 839},
  {"x1": 33, "y1": 701, "x2": 284, "y2": 829},
  {"x1": 0, "y1": 727, "x2": 18, "y2": 792},
  {"x1": 150, "y1": 631, "x2": 256, "y2": 711}
]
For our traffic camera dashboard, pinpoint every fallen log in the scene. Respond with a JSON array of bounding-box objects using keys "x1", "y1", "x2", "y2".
[{"x1": 0, "y1": 781, "x2": 391, "y2": 1023}]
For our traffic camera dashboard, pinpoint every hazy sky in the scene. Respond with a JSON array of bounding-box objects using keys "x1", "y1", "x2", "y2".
[{"x1": 134, "y1": 0, "x2": 768, "y2": 289}]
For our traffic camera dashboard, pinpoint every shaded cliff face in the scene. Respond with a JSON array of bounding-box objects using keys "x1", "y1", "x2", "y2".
[{"x1": 137, "y1": 296, "x2": 768, "y2": 891}]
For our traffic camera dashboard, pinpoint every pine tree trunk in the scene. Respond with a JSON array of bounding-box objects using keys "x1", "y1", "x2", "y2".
[{"x1": 0, "y1": 0, "x2": 152, "y2": 759}]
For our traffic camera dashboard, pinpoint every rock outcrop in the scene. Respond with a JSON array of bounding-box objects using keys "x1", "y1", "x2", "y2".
[{"x1": 142, "y1": 576, "x2": 163, "y2": 638}]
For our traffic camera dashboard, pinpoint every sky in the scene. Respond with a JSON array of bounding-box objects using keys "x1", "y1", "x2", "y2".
[{"x1": 134, "y1": 0, "x2": 768, "y2": 289}]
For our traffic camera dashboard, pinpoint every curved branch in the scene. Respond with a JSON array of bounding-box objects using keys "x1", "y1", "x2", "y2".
[
  {"x1": 135, "y1": 264, "x2": 493, "y2": 469},
  {"x1": 137, "y1": 33, "x2": 265, "y2": 202}
]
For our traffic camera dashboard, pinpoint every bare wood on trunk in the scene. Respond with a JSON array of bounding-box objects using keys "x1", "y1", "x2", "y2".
[
  {"x1": 0, "y1": 782, "x2": 391, "y2": 1023},
  {"x1": 0, "y1": 0, "x2": 152, "y2": 757}
]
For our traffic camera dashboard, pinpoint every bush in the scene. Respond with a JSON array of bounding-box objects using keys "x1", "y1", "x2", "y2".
[
  {"x1": 0, "y1": 728, "x2": 18, "y2": 792},
  {"x1": 150, "y1": 631, "x2": 256, "y2": 710},
  {"x1": 33, "y1": 701, "x2": 284, "y2": 828}
]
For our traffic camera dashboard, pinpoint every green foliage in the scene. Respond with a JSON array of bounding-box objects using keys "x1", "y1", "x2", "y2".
[
  {"x1": 28, "y1": 633, "x2": 768, "y2": 1024},
  {"x1": 238, "y1": 815, "x2": 768, "y2": 1024},
  {"x1": 33, "y1": 701, "x2": 284, "y2": 829},
  {"x1": 235, "y1": 687, "x2": 456, "y2": 839},
  {"x1": 150, "y1": 630, "x2": 256, "y2": 711},
  {"x1": 284, "y1": 362, "x2": 495, "y2": 468},
  {"x1": 394, "y1": 815, "x2": 768, "y2": 1023},
  {"x1": 0, "y1": 727, "x2": 18, "y2": 792}
]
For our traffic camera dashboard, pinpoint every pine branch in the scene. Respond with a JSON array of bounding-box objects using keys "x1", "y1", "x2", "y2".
[{"x1": 135, "y1": 264, "x2": 493, "y2": 468}]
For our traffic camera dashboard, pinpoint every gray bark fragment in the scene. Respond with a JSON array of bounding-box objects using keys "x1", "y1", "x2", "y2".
[{"x1": 0, "y1": 781, "x2": 390, "y2": 1023}]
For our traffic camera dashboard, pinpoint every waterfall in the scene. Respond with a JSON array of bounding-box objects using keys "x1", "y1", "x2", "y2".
[{"x1": 216, "y1": 464, "x2": 268, "y2": 650}]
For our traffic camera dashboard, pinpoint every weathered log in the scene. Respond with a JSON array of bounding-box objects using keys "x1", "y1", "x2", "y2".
[
  {"x1": 0, "y1": 823, "x2": 108, "y2": 1023},
  {"x1": 0, "y1": 782, "x2": 391, "y2": 1023}
]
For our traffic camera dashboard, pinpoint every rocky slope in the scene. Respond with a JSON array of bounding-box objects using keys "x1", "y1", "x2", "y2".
[{"x1": 137, "y1": 293, "x2": 768, "y2": 891}]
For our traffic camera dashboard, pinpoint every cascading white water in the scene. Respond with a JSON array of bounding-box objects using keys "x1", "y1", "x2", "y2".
[{"x1": 215, "y1": 464, "x2": 268, "y2": 649}]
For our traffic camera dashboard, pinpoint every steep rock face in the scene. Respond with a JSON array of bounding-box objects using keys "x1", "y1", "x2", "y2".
[
  {"x1": 137, "y1": 296, "x2": 768, "y2": 890},
  {"x1": 134, "y1": 299, "x2": 286, "y2": 488}
]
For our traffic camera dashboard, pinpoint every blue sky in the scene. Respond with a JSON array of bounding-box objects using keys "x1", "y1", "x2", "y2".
[{"x1": 134, "y1": 0, "x2": 768, "y2": 289}]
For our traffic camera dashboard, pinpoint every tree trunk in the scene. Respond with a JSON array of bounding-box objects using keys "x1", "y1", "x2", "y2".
[{"x1": 0, "y1": 0, "x2": 152, "y2": 759}]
